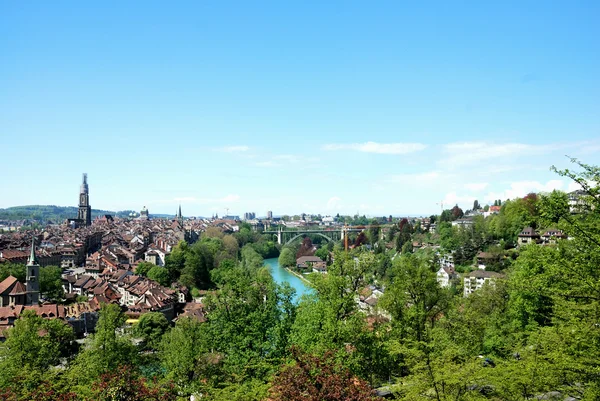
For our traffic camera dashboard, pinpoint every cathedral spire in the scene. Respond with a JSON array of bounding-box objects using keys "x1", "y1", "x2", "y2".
[
  {"x1": 178, "y1": 204, "x2": 182, "y2": 219},
  {"x1": 26, "y1": 235, "x2": 40, "y2": 305},
  {"x1": 27, "y1": 235, "x2": 38, "y2": 266}
]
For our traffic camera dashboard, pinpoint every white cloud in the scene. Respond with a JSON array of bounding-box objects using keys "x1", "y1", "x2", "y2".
[
  {"x1": 387, "y1": 171, "x2": 443, "y2": 184},
  {"x1": 326, "y1": 197, "x2": 342, "y2": 210},
  {"x1": 442, "y1": 192, "x2": 477, "y2": 209},
  {"x1": 438, "y1": 141, "x2": 579, "y2": 169},
  {"x1": 322, "y1": 141, "x2": 427, "y2": 155},
  {"x1": 463, "y1": 182, "x2": 489, "y2": 192},
  {"x1": 567, "y1": 182, "x2": 582, "y2": 192},
  {"x1": 221, "y1": 194, "x2": 240, "y2": 203},
  {"x1": 218, "y1": 145, "x2": 250, "y2": 152},
  {"x1": 484, "y1": 180, "x2": 564, "y2": 202},
  {"x1": 441, "y1": 142, "x2": 537, "y2": 167}
]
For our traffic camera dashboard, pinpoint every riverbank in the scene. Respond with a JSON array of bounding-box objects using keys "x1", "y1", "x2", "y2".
[{"x1": 284, "y1": 266, "x2": 313, "y2": 287}]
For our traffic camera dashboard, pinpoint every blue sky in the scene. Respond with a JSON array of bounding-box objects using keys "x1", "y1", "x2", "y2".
[{"x1": 1, "y1": 1, "x2": 599, "y2": 217}]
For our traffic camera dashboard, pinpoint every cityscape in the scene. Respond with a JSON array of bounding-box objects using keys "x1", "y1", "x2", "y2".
[{"x1": 1, "y1": 2, "x2": 600, "y2": 401}]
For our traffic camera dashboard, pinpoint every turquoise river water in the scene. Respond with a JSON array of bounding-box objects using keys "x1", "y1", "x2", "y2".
[{"x1": 264, "y1": 257, "x2": 312, "y2": 302}]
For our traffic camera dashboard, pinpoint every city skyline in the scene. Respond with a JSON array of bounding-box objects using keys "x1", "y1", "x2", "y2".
[{"x1": 2, "y1": 2, "x2": 599, "y2": 215}]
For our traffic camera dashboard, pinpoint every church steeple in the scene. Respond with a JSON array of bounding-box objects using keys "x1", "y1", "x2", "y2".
[
  {"x1": 27, "y1": 235, "x2": 38, "y2": 265},
  {"x1": 77, "y1": 173, "x2": 91, "y2": 226},
  {"x1": 178, "y1": 204, "x2": 182, "y2": 221},
  {"x1": 26, "y1": 236, "x2": 40, "y2": 305}
]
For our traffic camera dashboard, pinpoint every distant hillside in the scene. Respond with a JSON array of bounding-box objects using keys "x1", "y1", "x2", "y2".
[
  {"x1": 0, "y1": 205, "x2": 115, "y2": 223},
  {"x1": 0, "y1": 205, "x2": 177, "y2": 224}
]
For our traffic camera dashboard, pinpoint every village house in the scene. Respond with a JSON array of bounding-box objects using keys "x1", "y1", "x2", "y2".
[
  {"x1": 517, "y1": 227, "x2": 540, "y2": 246},
  {"x1": 296, "y1": 255, "x2": 326, "y2": 273},
  {"x1": 540, "y1": 229, "x2": 567, "y2": 244}
]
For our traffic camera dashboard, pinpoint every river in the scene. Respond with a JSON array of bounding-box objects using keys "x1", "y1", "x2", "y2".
[{"x1": 264, "y1": 257, "x2": 312, "y2": 302}]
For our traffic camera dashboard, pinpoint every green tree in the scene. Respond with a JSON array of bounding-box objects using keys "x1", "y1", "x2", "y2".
[
  {"x1": 538, "y1": 189, "x2": 569, "y2": 227},
  {"x1": 68, "y1": 303, "x2": 138, "y2": 393},
  {"x1": 160, "y1": 317, "x2": 208, "y2": 385},
  {"x1": 401, "y1": 240, "x2": 414, "y2": 254},
  {"x1": 278, "y1": 247, "x2": 296, "y2": 268},
  {"x1": 314, "y1": 246, "x2": 329, "y2": 263},
  {"x1": 40, "y1": 265, "x2": 64, "y2": 301},
  {"x1": 135, "y1": 261, "x2": 155, "y2": 276},
  {"x1": 0, "y1": 262, "x2": 26, "y2": 282},
  {"x1": 134, "y1": 312, "x2": 170, "y2": 350},
  {"x1": 0, "y1": 311, "x2": 76, "y2": 387},
  {"x1": 147, "y1": 266, "x2": 170, "y2": 286}
]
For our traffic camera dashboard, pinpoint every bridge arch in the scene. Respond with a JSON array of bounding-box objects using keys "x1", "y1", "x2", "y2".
[{"x1": 284, "y1": 232, "x2": 334, "y2": 246}]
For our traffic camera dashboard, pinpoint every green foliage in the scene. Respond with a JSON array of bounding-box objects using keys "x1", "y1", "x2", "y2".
[
  {"x1": 160, "y1": 317, "x2": 208, "y2": 385},
  {"x1": 134, "y1": 312, "x2": 170, "y2": 350},
  {"x1": 278, "y1": 247, "x2": 296, "y2": 268},
  {"x1": 68, "y1": 304, "x2": 138, "y2": 392},
  {"x1": 147, "y1": 266, "x2": 170, "y2": 286},
  {"x1": 40, "y1": 265, "x2": 64, "y2": 301},
  {"x1": 0, "y1": 311, "x2": 76, "y2": 387},
  {"x1": 0, "y1": 262, "x2": 26, "y2": 282},
  {"x1": 135, "y1": 261, "x2": 155, "y2": 276},
  {"x1": 314, "y1": 246, "x2": 330, "y2": 262}
]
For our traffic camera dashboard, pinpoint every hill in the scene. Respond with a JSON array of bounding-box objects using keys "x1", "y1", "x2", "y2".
[{"x1": 0, "y1": 205, "x2": 176, "y2": 223}]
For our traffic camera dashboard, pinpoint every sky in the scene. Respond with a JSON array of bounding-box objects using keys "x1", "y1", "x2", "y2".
[{"x1": 1, "y1": 1, "x2": 599, "y2": 217}]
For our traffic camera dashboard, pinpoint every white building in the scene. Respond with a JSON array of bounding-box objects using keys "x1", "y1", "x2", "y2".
[
  {"x1": 463, "y1": 270, "x2": 503, "y2": 297},
  {"x1": 436, "y1": 266, "x2": 456, "y2": 288}
]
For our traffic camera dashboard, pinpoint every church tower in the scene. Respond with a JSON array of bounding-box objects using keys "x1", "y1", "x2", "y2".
[
  {"x1": 26, "y1": 236, "x2": 40, "y2": 305},
  {"x1": 77, "y1": 173, "x2": 91, "y2": 226}
]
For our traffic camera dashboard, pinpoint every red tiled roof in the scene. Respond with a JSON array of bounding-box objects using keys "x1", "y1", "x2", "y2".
[
  {"x1": 9, "y1": 281, "x2": 26, "y2": 295},
  {"x1": 0, "y1": 276, "x2": 19, "y2": 295}
]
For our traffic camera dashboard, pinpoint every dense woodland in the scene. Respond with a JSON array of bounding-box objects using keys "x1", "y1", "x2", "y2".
[{"x1": 1, "y1": 160, "x2": 599, "y2": 400}]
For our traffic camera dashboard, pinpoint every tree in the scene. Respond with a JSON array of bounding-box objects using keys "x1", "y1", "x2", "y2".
[
  {"x1": 368, "y1": 219, "x2": 381, "y2": 243},
  {"x1": 380, "y1": 253, "x2": 448, "y2": 342},
  {"x1": 451, "y1": 205, "x2": 464, "y2": 220},
  {"x1": 147, "y1": 266, "x2": 170, "y2": 287},
  {"x1": 93, "y1": 365, "x2": 177, "y2": 401},
  {"x1": 160, "y1": 318, "x2": 208, "y2": 384},
  {"x1": 40, "y1": 265, "x2": 64, "y2": 301},
  {"x1": 0, "y1": 263, "x2": 26, "y2": 282},
  {"x1": 270, "y1": 348, "x2": 378, "y2": 401},
  {"x1": 68, "y1": 304, "x2": 138, "y2": 391},
  {"x1": 473, "y1": 199, "x2": 480, "y2": 211},
  {"x1": 315, "y1": 246, "x2": 330, "y2": 263},
  {"x1": 135, "y1": 261, "x2": 154, "y2": 277},
  {"x1": 278, "y1": 248, "x2": 296, "y2": 268},
  {"x1": 401, "y1": 241, "x2": 413, "y2": 254},
  {"x1": 222, "y1": 235, "x2": 239, "y2": 258},
  {"x1": 296, "y1": 237, "x2": 315, "y2": 258},
  {"x1": 538, "y1": 189, "x2": 569, "y2": 226},
  {"x1": 0, "y1": 310, "x2": 76, "y2": 385},
  {"x1": 134, "y1": 312, "x2": 170, "y2": 350}
]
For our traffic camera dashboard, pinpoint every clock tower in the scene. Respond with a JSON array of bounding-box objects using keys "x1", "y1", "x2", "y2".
[{"x1": 78, "y1": 173, "x2": 91, "y2": 226}]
